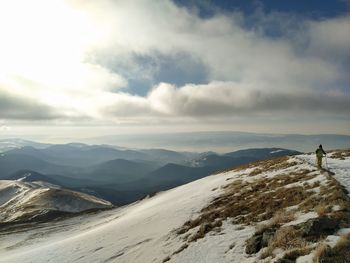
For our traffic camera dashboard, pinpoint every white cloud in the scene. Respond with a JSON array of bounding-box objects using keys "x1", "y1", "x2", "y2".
[
  {"x1": 0, "y1": 0, "x2": 348, "y2": 131},
  {"x1": 307, "y1": 15, "x2": 350, "y2": 59}
]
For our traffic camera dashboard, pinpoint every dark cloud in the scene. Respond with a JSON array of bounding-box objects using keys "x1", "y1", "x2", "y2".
[
  {"x1": 0, "y1": 90, "x2": 61, "y2": 120},
  {"x1": 104, "y1": 82, "x2": 350, "y2": 119}
]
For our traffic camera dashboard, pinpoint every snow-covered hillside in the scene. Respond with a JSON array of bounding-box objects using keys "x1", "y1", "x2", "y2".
[
  {"x1": 0, "y1": 180, "x2": 113, "y2": 222},
  {"x1": 0, "y1": 150, "x2": 349, "y2": 263}
]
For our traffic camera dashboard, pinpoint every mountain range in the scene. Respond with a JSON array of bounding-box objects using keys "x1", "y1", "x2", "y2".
[{"x1": 0, "y1": 139, "x2": 301, "y2": 205}]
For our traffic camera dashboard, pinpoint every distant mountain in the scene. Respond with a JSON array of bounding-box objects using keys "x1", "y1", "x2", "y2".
[
  {"x1": 0, "y1": 153, "x2": 79, "y2": 179},
  {"x1": 0, "y1": 138, "x2": 50, "y2": 153},
  {"x1": 5, "y1": 170, "x2": 62, "y2": 186},
  {"x1": 145, "y1": 163, "x2": 214, "y2": 188},
  {"x1": 188, "y1": 148, "x2": 300, "y2": 170},
  {"x1": 189, "y1": 154, "x2": 256, "y2": 169},
  {"x1": 87, "y1": 132, "x2": 350, "y2": 152},
  {"x1": 5, "y1": 144, "x2": 149, "y2": 167},
  {"x1": 76, "y1": 164, "x2": 215, "y2": 205},
  {"x1": 224, "y1": 147, "x2": 300, "y2": 159},
  {"x1": 87, "y1": 159, "x2": 157, "y2": 183},
  {"x1": 6, "y1": 146, "x2": 49, "y2": 159},
  {"x1": 138, "y1": 149, "x2": 194, "y2": 164},
  {"x1": 4, "y1": 143, "x2": 192, "y2": 167},
  {"x1": 0, "y1": 140, "x2": 304, "y2": 207},
  {"x1": 0, "y1": 180, "x2": 113, "y2": 223}
]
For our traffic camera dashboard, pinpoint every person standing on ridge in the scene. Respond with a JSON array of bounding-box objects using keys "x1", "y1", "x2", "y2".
[{"x1": 315, "y1": 144, "x2": 326, "y2": 168}]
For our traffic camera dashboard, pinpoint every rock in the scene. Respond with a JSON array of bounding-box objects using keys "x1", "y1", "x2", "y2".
[
  {"x1": 298, "y1": 216, "x2": 340, "y2": 238},
  {"x1": 199, "y1": 223, "x2": 212, "y2": 234},
  {"x1": 261, "y1": 228, "x2": 276, "y2": 247},
  {"x1": 246, "y1": 227, "x2": 278, "y2": 254},
  {"x1": 276, "y1": 259, "x2": 294, "y2": 263},
  {"x1": 245, "y1": 234, "x2": 262, "y2": 254}
]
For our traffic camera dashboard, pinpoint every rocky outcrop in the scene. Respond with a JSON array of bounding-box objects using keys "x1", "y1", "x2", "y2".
[{"x1": 297, "y1": 216, "x2": 340, "y2": 239}]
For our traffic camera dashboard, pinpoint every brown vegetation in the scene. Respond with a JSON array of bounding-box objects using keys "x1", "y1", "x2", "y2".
[
  {"x1": 173, "y1": 155, "x2": 350, "y2": 261},
  {"x1": 269, "y1": 226, "x2": 307, "y2": 250},
  {"x1": 313, "y1": 233, "x2": 350, "y2": 263},
  {"x1": 176, "y1": 167, "x2": 317, "y2": 242},
  {"x1": 281, "y1": 247, "x2": 313, "y2": 262},
  {"x1": 330, "y1": 149, "x2": 350, "y2": 160}
]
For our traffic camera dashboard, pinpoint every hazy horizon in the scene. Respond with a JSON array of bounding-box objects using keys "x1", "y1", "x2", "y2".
[{"x1": 1, "y1": 131, "x2": 349, "y2": 154}]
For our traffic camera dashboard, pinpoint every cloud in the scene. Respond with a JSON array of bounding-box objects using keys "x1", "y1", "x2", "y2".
[
  {"x1": 83, "y1": 1, "x2": 346, "y2": 89},
  {"x1": 0, "y1": 0, "x2": 348, "y2": 131},
  {"x1": 103, "y1": 82, "x2": 350, "y2": 121},
  {"x1": 0, "y1": 124, "x2": 11, "y2": 132},
  {"x1": 307, "y1": 15, "x2": 350, "y2": 60},
  {"x1": 0, "y1": 88, "x2": 60, "y2": 120}
]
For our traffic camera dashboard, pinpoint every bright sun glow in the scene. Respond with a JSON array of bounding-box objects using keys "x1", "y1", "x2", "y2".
[{"x1": 0, "y1": 0, "x2": 104, "y2": 97}]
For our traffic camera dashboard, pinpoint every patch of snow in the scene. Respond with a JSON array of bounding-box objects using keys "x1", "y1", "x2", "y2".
[
  {"x1": 170, "y1": 221, "x2": 255, "y2": 263},
  {"x1": 296, "y1": 253, "x2": 313, "y2": 263},
  {"x1": 325, "y1": 235, "x2": 341, "y2": 248},
  {"x1": 270, "y1": 149, "x2": 284, "y2": 154},
  {"x1": 284, "y1": 212, "x2": 318, "y2": 227},
  {"x1": 285, "y1": 204, "x2": 299, "y2": 211},
  {"x1": 337, "y1": 228, "x2": 350, "y2": 235},
  {"x1": 332, "y1": 205, "x2": 341, "y2": 211}
]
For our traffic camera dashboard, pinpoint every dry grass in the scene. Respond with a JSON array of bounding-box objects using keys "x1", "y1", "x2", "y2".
[
  {"x1": 330, "y1": 149, "x2": 350, "y2": 160},
  {"x1": 313, "y1": 233, "x2": 350, "y2": 263},
  {"x1": 172, "y1": 243, "x2": 189, "y2": 255},
  {"x1": 271, "y1": 210, "x2": 296, "y2": 225},
  {"x1": 260, "y1": 226, "x2": 308, "y2": 258},
  {"x1": 176, "y1": 167, "x2": 315, "y2": 242},
  {"x1": 231, "y1": 156, "x2": 297, "y2": 174},
  {"x1": 315, "y1": 204, "x2": 332, "y2": 217},
  {"x1": 256, "y1": 209, "x2": 297, "y2": 237},
  {"x1": 162, "y1": 256, "x2": 171, "y2": 262},
  {"x1": 270, "y1": 226, "x2": 307, "y2": 250},
  {"x1": 174, "y1": 155, "x2": 350, "y2": 262},
  {"x1": 299, "y1": 179, "x2": 350, "y2": 225},
  {"x1": 313, "y1": 243, "x2": 329, "y2": 263},
  {"x1": 282, "y1": 247, "x2": 313, "y2": 261}
]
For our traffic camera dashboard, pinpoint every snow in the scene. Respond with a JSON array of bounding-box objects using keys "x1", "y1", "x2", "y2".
[
  {"x1": 284, "y1": 212, "x2": 318, "y2": 227},
  {"x1": 298, "y1": 154, "x2": 350, "y2": 194},
  {"x1": 296, "y1": 254, "x2": 314, "y2": 263},
  {"x1": 337, "y1": 228, "x2": 350, "y2": 235},
  {"x1": 0, "y1": 180, "x2": 112, "y2": 222},
  {"x1": 0, "y1": 169, "x2": 246, "y2": 263},
  {"x1": 170, "y1": 221, "x2": 255, "y2": 263},
  {"x1": 270, "y1": 149, "x2": 284, "y2": 154},
  {"x1": 0, "y1": 151, "x2": 350, "y2": 263}
]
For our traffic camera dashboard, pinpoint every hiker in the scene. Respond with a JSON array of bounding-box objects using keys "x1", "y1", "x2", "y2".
[{"x1": 315, "y1": 144, "x2": 326, "y2": 168}]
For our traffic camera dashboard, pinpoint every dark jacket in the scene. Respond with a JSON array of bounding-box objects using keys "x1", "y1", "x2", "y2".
[{"x1": 316, "y1": 147, "x2": 326, "y2": 157}]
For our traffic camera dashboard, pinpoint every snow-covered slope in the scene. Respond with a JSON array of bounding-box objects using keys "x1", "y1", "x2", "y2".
[
  {"x1": 0, "y1": 180, "x2": 113, "y2": 222},
  {"x1": 0, "y1": 150, "x2": 349, "y2": 263}
]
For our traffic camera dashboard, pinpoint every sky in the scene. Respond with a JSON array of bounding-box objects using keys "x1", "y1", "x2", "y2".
[{"x1": 0, "y1": 0, "x2": 349, "y2": 140}]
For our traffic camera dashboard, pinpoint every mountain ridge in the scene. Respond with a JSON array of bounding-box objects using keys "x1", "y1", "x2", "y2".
[{"x1": 1, "y1": 150, "x2": 349, "y2": 262}]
